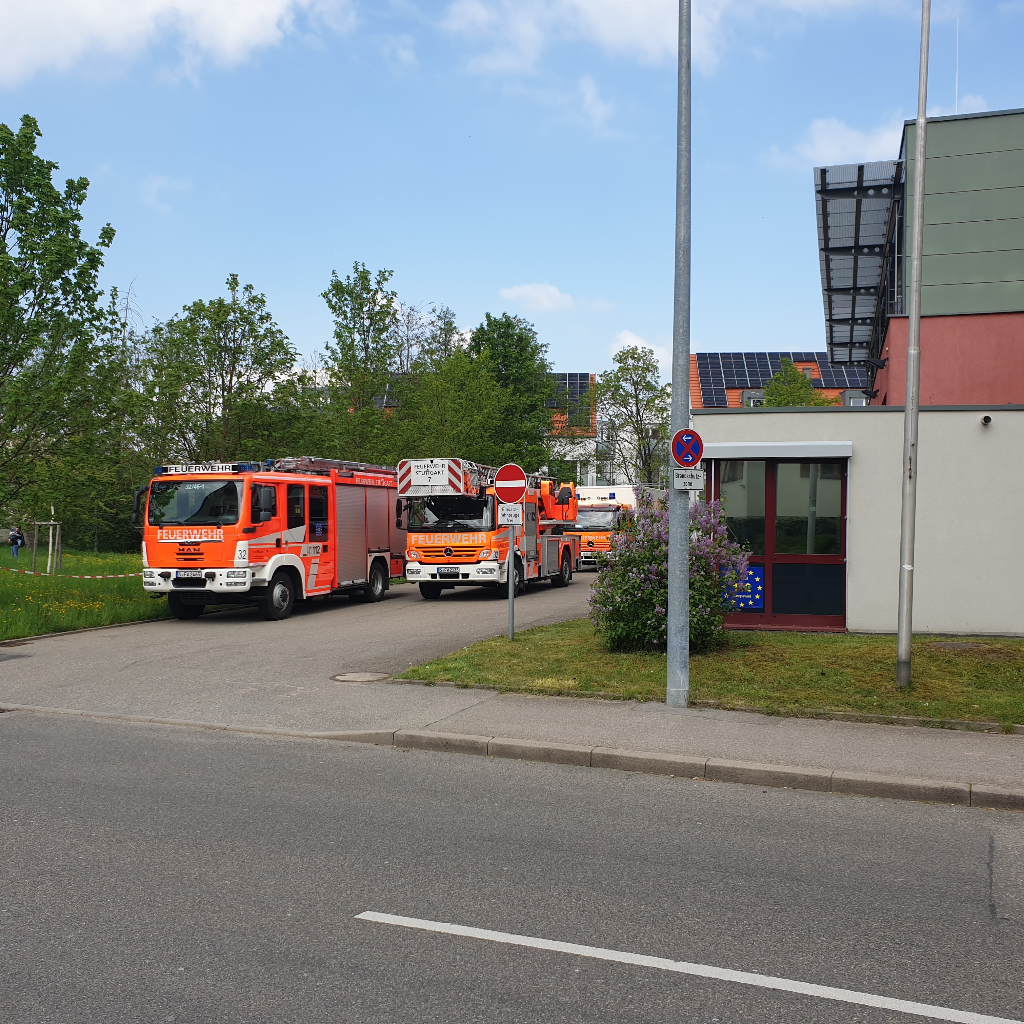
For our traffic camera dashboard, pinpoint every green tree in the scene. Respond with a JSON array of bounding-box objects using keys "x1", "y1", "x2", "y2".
[
  {"x1": 0, "y1": 114, "x2": 116, "y2": 498},
  {"x1": 467, "y1": 312, "x2": 554, "y2": 471},
  {"x1": 141, "y1": 275, "x2": 296, "y2": 463},
  {"x1": 321, "y1": 262, "x2": 400, "y2": 461},
  {"x1": 596, "y1": 345, "x2": 670, "y2": 485},
  {"x1": 764, "y1": 358, "x2": 840, "y2": 407},
  {"x1": 389, "y1": 350, "x2": 505, "y2": 464}
]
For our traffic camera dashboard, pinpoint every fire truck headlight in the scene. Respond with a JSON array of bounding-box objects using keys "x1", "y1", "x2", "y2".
[
  {"x1": 406, "y1": 550, "x2": 420, "y2": 561},
  {"x1": 143, "y1": 570, "x2": 155, "y2": 579},
  {"x1": 226, "y1": 570, "x2": 248, "y2": 578},
  {"x1": 478, "y1": 549, "x2": 495, "y2": 560}
]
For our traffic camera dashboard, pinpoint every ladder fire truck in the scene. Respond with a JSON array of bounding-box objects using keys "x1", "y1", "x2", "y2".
[
  {"x1": 134, "y1": 457, "x2": 407, "y2": 621},
  {"x1": 397, "y1": 458, "x2": 581, "y2": 600}
]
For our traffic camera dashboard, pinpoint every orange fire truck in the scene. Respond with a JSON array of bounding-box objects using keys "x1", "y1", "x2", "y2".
[
  {"x1": 134, "y1": 457, "x2": 406, "y2": 621},
  {"x1": 397, "y1": 458, "x2": 580, "y2": 600},
  {"x1": 570, "y1": 503, "x2": 633, "y2": 569}
]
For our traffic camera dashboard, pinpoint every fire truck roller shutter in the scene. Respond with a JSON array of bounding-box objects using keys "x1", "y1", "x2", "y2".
[
  {"x1": 335, "y1": 484, "x2": 368, "y2": 584},
  {"x1": 366, "y1": 486, "x2": 389, "y2": 553}
]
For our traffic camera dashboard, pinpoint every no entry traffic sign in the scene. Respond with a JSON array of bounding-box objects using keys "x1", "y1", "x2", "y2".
[
  {"x1": 494, "y1": 463, "x2": 528, "y2": 504},
  {"x1": 670, "y1": 428, "x2": 703, "y2": 468}
]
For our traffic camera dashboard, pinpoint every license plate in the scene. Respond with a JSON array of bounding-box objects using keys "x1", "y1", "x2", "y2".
[
  {"x1": 437, "y1": 567, "x2": 460, "y2": 577},
  {"x1": 175, "y1": 570, "x2": 203, "y2": 578}
]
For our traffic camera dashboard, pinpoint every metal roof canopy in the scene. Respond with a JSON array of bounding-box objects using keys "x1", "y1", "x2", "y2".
[{"x1": 815, "y1": 161, "x2": 902, "y2": 366}]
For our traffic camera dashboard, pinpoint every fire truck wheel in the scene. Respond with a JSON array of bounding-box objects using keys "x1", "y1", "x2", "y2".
[
  {"x1": 551, "y1": 551, "x2": 572, "y2": 588},
  {"x1": 167, "y1": 593, "x2": 204, "y2": 620},
  {"x1": 514, "y1": 556, "x2": 526, "y2": 597},
  {"x1": 354, "y1": 562, "x2": 386, "y2": 603},
  {"x1": 259, "y1": 570, "x2": 296, "y2": 620},
  {"x1": 419, "y1": 583, "x2": 443, "y2": 600}
]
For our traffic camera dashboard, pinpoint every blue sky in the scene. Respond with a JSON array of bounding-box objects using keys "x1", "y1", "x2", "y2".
[{"x1": 2, "y1": 0, "x2": 1022, "y2": 377}]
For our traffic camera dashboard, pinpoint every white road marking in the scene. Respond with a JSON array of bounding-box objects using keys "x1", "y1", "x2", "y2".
[{"x1": 355, "y1": 911, "x2": 1021, "y2": 1024}]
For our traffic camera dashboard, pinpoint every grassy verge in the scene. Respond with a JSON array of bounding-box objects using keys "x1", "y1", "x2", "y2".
[
  {"x1": 399, "y1": 617, "x2": 1024, "y2": 730},
  {"x1": 0, "y1": 550, "x2": 168, "y2": 642}
]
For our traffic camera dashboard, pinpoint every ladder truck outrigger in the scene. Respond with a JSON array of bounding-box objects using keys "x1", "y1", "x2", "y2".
[
  {"x1": 134, "y1": 457, "x2": 407, "y2": 621},
  {"x1": 397, "y1": 458, "x2": 581, "y2": 600}
]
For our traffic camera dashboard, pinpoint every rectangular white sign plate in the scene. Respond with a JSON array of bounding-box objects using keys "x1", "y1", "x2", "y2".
[
  {"x1": 673, "y1": 469, "x2": 706, "y2": 491},
  {"x1": 497, "y1": 503, "x2": 523, "y2": 525},
  {"x1": 163, "y1": 463, "x2": 236, "y2": 474},
  {"x1": 409, "y1": 460, "x2": 450, "y2": 486}
]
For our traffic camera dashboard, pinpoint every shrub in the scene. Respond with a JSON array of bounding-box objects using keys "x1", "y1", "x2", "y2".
[{"x1": 588, "y1": 490, "x2": 748, "y2": 653}]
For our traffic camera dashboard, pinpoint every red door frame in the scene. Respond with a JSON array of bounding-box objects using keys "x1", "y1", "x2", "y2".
[{"x1": 711, "y1": 459, "x2": 847, "y2": 632}]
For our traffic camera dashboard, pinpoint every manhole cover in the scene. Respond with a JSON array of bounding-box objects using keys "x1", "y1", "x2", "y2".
[
  {"x1": 332, "y1": 672, "x2": 391, "y2": 683},
  {"x1": 927, "y1": 642, "x2": 990, "y2": 650}
]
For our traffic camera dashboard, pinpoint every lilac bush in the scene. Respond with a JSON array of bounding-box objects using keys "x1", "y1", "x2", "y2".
[{"x1": 588, "y1": 490, "x2": 749, "y2": 653}]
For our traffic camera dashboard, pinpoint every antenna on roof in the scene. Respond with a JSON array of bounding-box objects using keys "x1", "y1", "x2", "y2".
[{"x1": 955, "y1": 18, "x2": 959, "y2": 115}]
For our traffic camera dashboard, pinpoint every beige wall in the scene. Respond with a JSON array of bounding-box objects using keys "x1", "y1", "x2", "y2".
[{"x1": 693, "y1": 407, "x2": 1024, "y2": 635}]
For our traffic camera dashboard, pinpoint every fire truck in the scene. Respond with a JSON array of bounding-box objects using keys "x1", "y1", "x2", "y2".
[
  {"x1": 569, "y1": 490, "x2": 635, "y2": 570},
  {"x1": 134, "y1": 457, "x2": 407, "y2": 621},
  {"x1": 397, "y1": 458, "x2": 580, "y2": 600}
]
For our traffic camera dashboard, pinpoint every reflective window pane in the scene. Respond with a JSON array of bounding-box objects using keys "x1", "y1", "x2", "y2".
[
  {"x1": 775, "y1": 463, "x2": 842, "y2": 554},
  {"x1": 721, "y1": 461, "x2": 765, "y2": 555}
]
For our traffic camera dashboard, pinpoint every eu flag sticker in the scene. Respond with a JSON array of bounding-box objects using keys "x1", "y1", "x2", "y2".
[{"x1": 735, "y1": 565, "x2": 764, "y2": 611}]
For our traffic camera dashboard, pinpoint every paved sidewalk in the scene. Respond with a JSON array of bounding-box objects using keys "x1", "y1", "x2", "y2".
[{"x1": 2, "y1": 594, "x2": 1022, "y2": 802}]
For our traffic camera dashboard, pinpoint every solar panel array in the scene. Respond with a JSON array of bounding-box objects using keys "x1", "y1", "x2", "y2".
[{"x1": 695, "y1": 352, "x2": 869, "y2": 408}]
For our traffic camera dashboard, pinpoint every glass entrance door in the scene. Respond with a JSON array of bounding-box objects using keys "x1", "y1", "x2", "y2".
[{"x1": 713, "y1": 459, "x2": 846, "y2": 630}]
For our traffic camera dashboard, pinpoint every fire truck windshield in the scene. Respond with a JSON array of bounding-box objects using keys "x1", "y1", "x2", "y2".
[
  {"x1": 575, "y1": 509, "x2": 618, "y2": 530},
  {"x1": 148, "y1": 480, "x2": 243, "y2": 527},
  {"x1": 407, "y1": 495, "x2": 495, "y2": 532}
]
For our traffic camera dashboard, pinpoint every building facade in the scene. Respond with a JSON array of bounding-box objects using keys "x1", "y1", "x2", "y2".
[
  {"x1": 694, "y1": 405, "x2": 1023, "y2": 635},
  {"x1": 814, "y1": 107, "x2": 1024, "y2": 405}
]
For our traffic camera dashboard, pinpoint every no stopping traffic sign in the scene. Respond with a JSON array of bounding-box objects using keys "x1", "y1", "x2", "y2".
[
  {"x1": 494, "y1": 463, "x2": 528, "y2": 504},
  {"x1": 671, "y1": 428, "x2": 703, "y2": 467}
]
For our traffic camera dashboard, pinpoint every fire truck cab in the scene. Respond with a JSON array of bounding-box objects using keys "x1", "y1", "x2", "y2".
[
  {"x1": 135, "y1": 458, "x2": 406, "y2": 621},
  {"x1": 397, "y1": 458, "x2": 580, "y2": 600},
  {"x1": 570, "y1": 503, "x2": 633, "y2": 569}
]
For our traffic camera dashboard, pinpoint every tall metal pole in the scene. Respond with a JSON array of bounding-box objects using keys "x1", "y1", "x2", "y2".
[
  {"x1": 666, "y1": 0, "x2": 691, "y2": 708},
  {"x1": 896, "y1": 0, "x2": 932, "y2": 687},
  {"x1": 508, "y1": 531, "x2": 515, "y2": 640}
]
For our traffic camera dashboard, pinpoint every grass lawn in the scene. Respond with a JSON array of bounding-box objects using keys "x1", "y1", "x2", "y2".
[
  {"x1": 0, "y1": 550, "x2": 168, "y2": 643},
  {"x1": 399, "y1": 617, "x2": 1024, "y2": 730}
]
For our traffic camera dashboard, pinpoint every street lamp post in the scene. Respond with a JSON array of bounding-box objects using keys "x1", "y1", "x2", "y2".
[
  {"x1": 666, "y1": 0, "x2": 691, "y2": 709},
  {"x1": 896, "y1": 0, "x2": 932, "y2": 686}
]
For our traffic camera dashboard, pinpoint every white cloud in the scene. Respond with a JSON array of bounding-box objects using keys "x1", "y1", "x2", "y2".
[
  {"x1": 380, "y1": 33, "x2": 418, "y2": 70},
  {"x1": 0, "y1": 0, "x2": 355, "y2": 86},
  {"x1": 500, "y1": 282, "x2": 574, "y2": 312},
  {"x1": 771, "y1": 115, "x2": 904, "y2": 168},
  {"x1": 440, "y1": 0, "x2": 905, "y2": 76},
  {"x1": 141, "y1": 174, "x2": 191, "y2": 215},
  {"x1": 929, "y1": 93, "x2": 988, "y2": 117},
  {"x1": 613, "y1": 329, "x2": 671, "y2": 380},
  {"x1": 577, "y1": 75, "x2": 613, "y2": 132}
]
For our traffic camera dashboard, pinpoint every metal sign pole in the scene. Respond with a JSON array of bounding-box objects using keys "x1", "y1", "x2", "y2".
[
  {"x1": 667, "y1": 0, "x2": 692, "y2": 709},
  {"x1": 896, "y1": 0, "x2": 932, "y2": 687},
  {"x1": 508, "y1": 531, "x2": 515, "y2": 640}
]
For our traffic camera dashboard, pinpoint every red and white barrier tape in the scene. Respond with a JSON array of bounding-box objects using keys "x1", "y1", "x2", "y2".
[{"x1": 1, "y1": 565, "x2": 143, "y2": 579}]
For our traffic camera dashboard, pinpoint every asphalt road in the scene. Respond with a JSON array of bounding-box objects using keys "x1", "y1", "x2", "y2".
[
  {"x1": 0, "y1": 575, "x2": 594, "y2": 726},
  {"x1": 2, "y1": 713, "x2": 1022, "y2": 1023}
]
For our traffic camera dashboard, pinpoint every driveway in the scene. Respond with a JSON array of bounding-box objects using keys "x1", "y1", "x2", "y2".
[{"x1": 0, "y1": 577, "x2": 594, "y2": 730}]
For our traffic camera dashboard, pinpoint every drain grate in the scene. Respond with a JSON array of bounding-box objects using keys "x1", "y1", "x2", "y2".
[{"x1": 331, "y1": 672, "x2": 391, "y2": 683}]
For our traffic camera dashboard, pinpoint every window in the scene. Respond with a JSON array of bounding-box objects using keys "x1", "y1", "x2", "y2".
[
  {"x1": 286, "y1": 484, "x2": 306, "y2": 531},
  {"x1": 714, "y1": 459, "x2": 846, "y2": 626},
  {"x1": 148, "y1": 480, "x2": 242, "y2": 526},
  {"x1": 309, "y1": 486, "x2": 329, "y2": 539},
  {"x1": 720, "y1": 460, "x2": 766, "y2": 555},
  {"x1": 250, "y1": 484, "x2": 277, "y2": 523},
  {"x1": 775, "y1": 463, "x2": 842, "y2": 554}
]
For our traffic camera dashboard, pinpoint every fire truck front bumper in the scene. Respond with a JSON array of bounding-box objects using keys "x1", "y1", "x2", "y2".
[
  {"x1": 143, "y1": 569, "x2": 257, "y2": 594},
  {"x1": 404, "y1": 562, "x2": 506, "y2": 584}
]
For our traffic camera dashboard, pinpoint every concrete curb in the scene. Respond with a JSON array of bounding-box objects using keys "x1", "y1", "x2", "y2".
[{"x1": 2, "y1": 703, "x2": 1021, "y2": 811}]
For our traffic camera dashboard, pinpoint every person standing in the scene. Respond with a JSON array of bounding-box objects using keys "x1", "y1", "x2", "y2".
[{"x1": 9, "y1": 525, "x2": 24, "y2": 558}]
